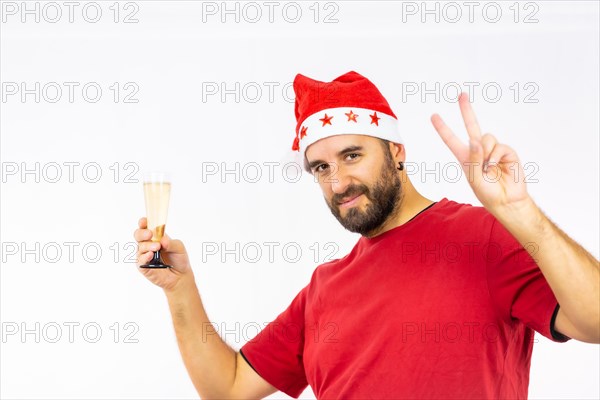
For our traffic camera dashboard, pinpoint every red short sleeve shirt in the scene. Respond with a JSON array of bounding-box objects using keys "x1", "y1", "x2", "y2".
[{"x1": 240, "y1": 198, "x2": 569, "y2": 399}]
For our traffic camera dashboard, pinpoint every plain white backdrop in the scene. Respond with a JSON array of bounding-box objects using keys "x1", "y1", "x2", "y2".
[{"x1": 1, "y1": 1, "x2": 598, "y2": 399}]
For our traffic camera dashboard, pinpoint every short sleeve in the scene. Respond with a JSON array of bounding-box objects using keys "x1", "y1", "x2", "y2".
[
  {"x1": 240, "y1": 286, "x2": 309, "y2": 398},
  {"x1": 485, "y1": 218, "x2": 571, "y2": 342}
]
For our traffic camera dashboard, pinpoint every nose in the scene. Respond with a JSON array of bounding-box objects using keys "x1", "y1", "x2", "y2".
[{"x1": 330, "y1": 165, "x2": 352, "y2": 195}]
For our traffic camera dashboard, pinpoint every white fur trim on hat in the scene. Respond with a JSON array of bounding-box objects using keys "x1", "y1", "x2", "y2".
[{"x1": 298, "y1": 107, "x2": 403, "y2": 156}]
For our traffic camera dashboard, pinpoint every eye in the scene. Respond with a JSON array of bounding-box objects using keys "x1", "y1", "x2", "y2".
[
  {"x1": 345, "y1": 153, "x2": 360, "y2": 161},
  {"x1": 314, "y1": 163, "x2": 329, "y2": 174}
]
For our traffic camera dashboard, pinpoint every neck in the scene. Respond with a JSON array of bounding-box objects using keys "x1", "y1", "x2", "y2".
[{"x1": 364, "y1": 178, "x2": 435, "y2": 238}]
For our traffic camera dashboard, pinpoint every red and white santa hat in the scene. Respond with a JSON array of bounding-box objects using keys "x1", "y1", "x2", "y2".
[{"x1": 290, "y1": 71, "x2": 403, "y2": 162}]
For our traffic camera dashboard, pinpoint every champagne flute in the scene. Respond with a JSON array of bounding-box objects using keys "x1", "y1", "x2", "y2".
[{"x1": 140, "y1": 172, "x2": 172, "y2": 268}]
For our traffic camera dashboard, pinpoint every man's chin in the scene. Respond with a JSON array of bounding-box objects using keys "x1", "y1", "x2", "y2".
[
  {"x1": 336, "y1": 204, "x2": 361, "y2": 218},
  {"x1": 337, "y1": 209, "x2": 372, "y2": 232}
]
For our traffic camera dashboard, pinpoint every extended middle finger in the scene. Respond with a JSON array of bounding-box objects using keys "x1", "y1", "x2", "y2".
[
  {"x1": 458, "y1": 92, "x2": 482, "y2": 141},
  {"x1": 480, "y1": 133, "x2": 497, "y2": 159}
]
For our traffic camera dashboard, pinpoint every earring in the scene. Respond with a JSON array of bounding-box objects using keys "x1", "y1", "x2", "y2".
[{"x1": 397, "y1": 161, "x2": 404, "y2": 171}]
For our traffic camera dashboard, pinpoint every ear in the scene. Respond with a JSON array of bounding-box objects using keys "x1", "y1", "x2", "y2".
[{"x1": 388, "y1": 142, "x2": 406, "y2": 161}]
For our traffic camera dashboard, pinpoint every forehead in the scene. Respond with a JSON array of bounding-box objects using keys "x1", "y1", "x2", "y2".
[{"x1": 305, "y1": 134, "x2": 380, "y2": 161}]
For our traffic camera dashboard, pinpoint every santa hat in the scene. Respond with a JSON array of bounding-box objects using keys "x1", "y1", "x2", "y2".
[{"x1": 290, "y1": 71, "x2": 403, "y2": 162}]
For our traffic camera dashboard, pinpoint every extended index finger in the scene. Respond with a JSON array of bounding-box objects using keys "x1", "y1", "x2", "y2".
[
  {"x1": 431, "y1": 113, "x2": 469, "y2": 162},
  {"x1": 458, "y1": 92, "x2": 482, "y2": 141}
]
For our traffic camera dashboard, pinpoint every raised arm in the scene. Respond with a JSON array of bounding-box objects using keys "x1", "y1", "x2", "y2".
[
  {"x1": 491, "y1": 197, "x2": 599, "y2": 343},
  {"x1": 431, "y1": 94, "x2": 600, "y2": 343},
  {"x1": 134, "y1": 218, "x2": 278, "y2": 398}
]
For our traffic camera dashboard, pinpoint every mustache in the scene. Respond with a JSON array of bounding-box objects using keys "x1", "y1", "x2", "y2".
[{"x1": 332, "y1": 184, "x2": 369, "y2": 205}]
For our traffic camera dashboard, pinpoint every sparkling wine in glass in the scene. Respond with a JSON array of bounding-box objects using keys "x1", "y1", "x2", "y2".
[{"x1": 141, "y1": 172, "x2": 172, "y2": 268}]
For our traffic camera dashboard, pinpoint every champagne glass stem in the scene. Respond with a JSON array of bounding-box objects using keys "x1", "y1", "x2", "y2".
[
  {"x1": 152, "y1": 250, "x2": 163, "y2": 265},
  {"x1": 141, "y1": 249, "x2": 169, "y2": 268}
]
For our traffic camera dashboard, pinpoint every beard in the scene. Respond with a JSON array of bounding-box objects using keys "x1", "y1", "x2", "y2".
[{"x1": 325, "y1": 155, "x2": 403, "y2": 236}]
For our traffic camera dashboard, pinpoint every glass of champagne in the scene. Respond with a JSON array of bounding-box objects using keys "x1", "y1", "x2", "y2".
[{"x1": 140, "y1": 172, "x2": 172, "y2": 268}]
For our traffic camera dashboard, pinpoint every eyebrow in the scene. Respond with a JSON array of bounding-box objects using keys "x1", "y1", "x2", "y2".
[{"x1": 308, "y1": 145, "x2": 364, "y2": 170}]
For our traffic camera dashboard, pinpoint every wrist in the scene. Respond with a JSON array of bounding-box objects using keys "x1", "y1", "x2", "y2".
[
  {"x1": 493, "y1": 196, "x2": 543, "y2": 231},
  {"x1": 164, "y1": 271, "x2": 198, "y2": 299}
]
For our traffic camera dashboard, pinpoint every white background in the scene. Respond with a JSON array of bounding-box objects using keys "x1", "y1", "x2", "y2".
[{"x1": 1, "y1": 1, "x2": 599, "y2": 399}]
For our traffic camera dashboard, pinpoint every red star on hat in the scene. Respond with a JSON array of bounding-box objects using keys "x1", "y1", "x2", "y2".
[
  {"x1": 300, "y1": 126, "x2": 308, "y2": 138},
  {"x1": 319, "y1": 113, "x2": 333, "y2": 126},
  {"x1": 345, "y1": 110, "x2": 358, "y2": 122},
  {"x1": 370, "y1": 111, "x2": 381, "y2": 126}
]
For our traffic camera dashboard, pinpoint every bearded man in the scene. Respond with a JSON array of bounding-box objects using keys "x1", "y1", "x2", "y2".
[{"x1": 134, "y1": 71, "x2": 600, "y2": 399}]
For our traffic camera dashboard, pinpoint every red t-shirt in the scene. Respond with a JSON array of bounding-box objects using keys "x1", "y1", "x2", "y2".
[{"x1": 240, "y1": 198, "x2": 570, "y2": 399}]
